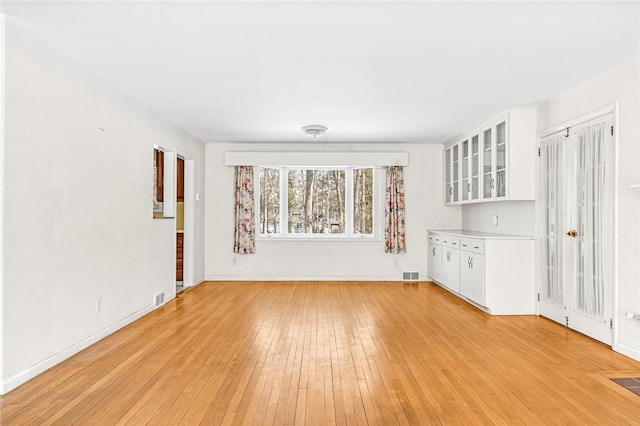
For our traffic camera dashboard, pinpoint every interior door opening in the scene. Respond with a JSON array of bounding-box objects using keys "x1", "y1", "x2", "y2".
[
  {"x1": 538, "y1": 110, "x2": 615, "y2": 345},
  {"x1": 176, "y1": 156, "x2": 185, "y2": 293}
]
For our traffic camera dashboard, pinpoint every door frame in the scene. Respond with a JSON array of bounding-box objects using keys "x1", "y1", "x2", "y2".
[
  {"x1": 536, "y1": 102, "x2": 619, "y2": 345},
  {"x1": 175, "y1": 148, "x2": 195, "y2": 290}
]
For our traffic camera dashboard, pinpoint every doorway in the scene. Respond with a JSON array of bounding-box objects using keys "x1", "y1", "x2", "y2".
[
  {"x1": 175, "y1": 151, "x2": 195, "y2": 295},
  {"x1": 176, "y1": 156, "x2": 185, "y2": 292},
  {"x1": 538, "y1": 109, "x2": 615, "y2": 344}
]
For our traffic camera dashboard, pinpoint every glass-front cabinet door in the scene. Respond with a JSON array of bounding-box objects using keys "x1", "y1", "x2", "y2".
[
  {"x1": 483, "y1": 127, "x2": 494, "y2": 198},
  {"x1": 452, "y1": 144, "x2": 460, "y2": 202},
  {"x1": 444, "y1": 144, "x2": 460, "y2": 204},
  {"x1": 445, "y1": 147, "x2": 452, "y2": 203},
  {"x1": 461, "y1": 139, "x2": 469, "y2": 201},
  {"x1": 470, "y1": 135, "x2": 480, "y2": 200},
  {"x1": 495, "y1": 120, "x2": 507, "y2": 198}
]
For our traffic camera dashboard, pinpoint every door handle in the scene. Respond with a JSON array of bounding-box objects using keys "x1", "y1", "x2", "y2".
[{"x1": 566, "y1": 230, "x2": 577, "y2": 238}]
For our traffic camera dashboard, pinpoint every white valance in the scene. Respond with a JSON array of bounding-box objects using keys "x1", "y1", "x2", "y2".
[{"x1": 224, "y1": 152, "x2": 409, "y2": 167}]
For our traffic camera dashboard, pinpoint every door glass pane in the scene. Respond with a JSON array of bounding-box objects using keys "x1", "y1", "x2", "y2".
[
  {"x1": 483, "y1": 128, "x2": 492, "y2": 198},
  {"x1": 496, "y1": 143, "x2": 506, "y2": 170},
  {"x1": 471, "y1": 135, "x2": 479, "y2": 199},
  {"x1": 496, "y1": 170, "x2": 506, "y2": 197},
  {"x1": 453, "y1": 145, "x2": 459, "y2": 201},
  {"x1": 471, "y1": 135, "x2": 479, "y2": 176},
  {"x1": 462, "y1": 140, "x2": 469, "y2": 200},
  {"x1": 462, "y1": 140, "x2": 469, "y2": 180},
  {"x1": 445, "y1": 149, "x2": 451, "y2": 202},
  {"x1": 574, "y1": 123, "x2": 607, "y2": 320},
  {"x1": 497, "y1": 121, "x2": 506, "y2": 144},
  {"x1": 496, "y1": 121, "x2": 506, "y2": 197},
  {"x1": 540, "y1": 134, "x2": 565, "y2": 306}
]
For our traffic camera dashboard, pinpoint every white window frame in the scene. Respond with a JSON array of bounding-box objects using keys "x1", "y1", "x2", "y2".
[{"x1": 256, "y1": 166, "x2": 383, "y2": 241}]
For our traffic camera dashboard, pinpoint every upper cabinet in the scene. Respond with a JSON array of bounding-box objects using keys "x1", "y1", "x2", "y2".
[{"x1": 443, "y1": 107, "x2": 536, "y2": 205}]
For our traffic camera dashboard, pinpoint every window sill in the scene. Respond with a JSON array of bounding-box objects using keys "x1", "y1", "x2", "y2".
[{"x1": 257, "y1": 235, "x2": 382, "y2": 242}]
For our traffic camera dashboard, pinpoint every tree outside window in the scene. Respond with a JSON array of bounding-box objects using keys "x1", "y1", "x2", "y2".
[{"x1": 258, "y1": 167, "x2": 374, "y2": 237}]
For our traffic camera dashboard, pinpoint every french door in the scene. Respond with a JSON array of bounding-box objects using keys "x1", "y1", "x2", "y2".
[{"x1": 539, "y1": 113, "x2": 614, "y2": 345}]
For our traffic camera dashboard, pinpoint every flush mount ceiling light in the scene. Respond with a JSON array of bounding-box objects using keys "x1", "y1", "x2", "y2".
[{"x1": 301, "y1": 124, "x2": 328, "y2": 139}]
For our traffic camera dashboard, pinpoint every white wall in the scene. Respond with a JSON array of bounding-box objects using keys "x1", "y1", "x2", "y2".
[
  {"x1": 537, "y1": 56, "x2": 640, "y2": 361},
  {"x1": 1, "y1": 17, "x2": 206, "y2": 393},
  {"x1": 205, "y1": 142, "x2": 460, "y2": 281},
  {"x1": 0, "y1": 14, "x2": 6, "y2": 390},
  {"x1": 461, "y1": 201, "x2": 535, "y2": 235}
]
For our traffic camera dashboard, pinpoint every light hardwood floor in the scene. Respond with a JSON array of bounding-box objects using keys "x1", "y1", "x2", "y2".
[{"x1": 2, "y1": 281, "x2": 640, "y2": 425}]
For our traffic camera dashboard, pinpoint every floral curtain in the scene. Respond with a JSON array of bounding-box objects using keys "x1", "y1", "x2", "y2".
[
  {"x1": 384, "y1": 166, "x2": 406, "y2": 253},
  {"x1": 233, "y1": 166, "x2": 255, "y2": 254}
]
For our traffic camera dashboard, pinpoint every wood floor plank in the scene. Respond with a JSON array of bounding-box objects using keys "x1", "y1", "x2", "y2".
[{"x1": 2, "y1": 281, "x2": 640, "y2": 425}]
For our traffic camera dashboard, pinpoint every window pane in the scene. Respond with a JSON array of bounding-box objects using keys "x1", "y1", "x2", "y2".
[
  {"x1": 287, "y1": 169, "x2": 345, "y2": 234},
  {"x1": 259, "y1": 167, "x2": 280, "y2": 234},
  {"x1": 353, "y1": 168, "x2": 374, "y2": 234}
]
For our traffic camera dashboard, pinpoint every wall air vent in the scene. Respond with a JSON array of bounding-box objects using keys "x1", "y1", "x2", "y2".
[
  {"x1": 154, "y1": 292, "x2": 165, "y2": 308},
  {"x1": 402, "y1": 271, "x2": 420, "y2": 281}
]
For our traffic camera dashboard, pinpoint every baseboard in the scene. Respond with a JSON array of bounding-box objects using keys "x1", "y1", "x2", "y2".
[
  {"x1": 191, "y1": 276, "x2": 206, "y2": 286},
  {"x1": 2, "y1": 304, "x2": 154, "y2": 395},
  {"x1": 613, "y1": 342, "x2": 640, "y2": 362},
  {"x1": 204, "y1": 275, "x2": 425, "y2": 282}
]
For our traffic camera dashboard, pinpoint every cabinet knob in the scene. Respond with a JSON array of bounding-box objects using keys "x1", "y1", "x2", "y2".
[{"x1": 566, "y1": 230, "x2": 577, "y2": 238}]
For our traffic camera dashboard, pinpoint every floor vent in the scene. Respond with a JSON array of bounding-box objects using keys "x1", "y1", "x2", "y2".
[
  {"x1": 154, "y1": 292, "x2": 165, "y2": 308},
  {"x1": 402, "y1": 271, "x2": 420, "y2": 281}
]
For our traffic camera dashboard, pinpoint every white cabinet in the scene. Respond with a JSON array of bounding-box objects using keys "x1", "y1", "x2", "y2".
[
  {"x1": 427, "y1": 234, "x2": 442, "y2": 283},
  {"x1": 443, "y1": 107, "x2": 536, "y2": 205},
  {"x1": 427, "y1": 230, "x2": 535, "y2": 315},
  {"x1": 461, "y1": 135, "x2": 481, "y2": 202},
  {"x1": 444, "y1": 144, "x2": 461, "y2": 203},
  {"x1": 440, "y1": 236, "x2": 460, "y2": 292},
  {"x1": 459, "y1": 239, "x2": 485, "y2": 305}
]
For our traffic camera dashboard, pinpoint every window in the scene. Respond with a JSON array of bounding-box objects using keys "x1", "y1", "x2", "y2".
[{"x1": 258, "y1": 167, "x2": 376, "y2": 238}]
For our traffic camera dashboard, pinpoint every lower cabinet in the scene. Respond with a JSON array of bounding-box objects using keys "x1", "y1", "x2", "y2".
[
  {"x1": 459, "y1": 249, "x2": 484, "y2": 305},
  {"x1": 427, "y1": 230, "x2": 535, "y2": 315},
  {"x1": 440, "y1": 237, "x2": 460, "y2": 293},
  {"x1": 427, "y1": 237, "x2": 442, "y2": 283}
]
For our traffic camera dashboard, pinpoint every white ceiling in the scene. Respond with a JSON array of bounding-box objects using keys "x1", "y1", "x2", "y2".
[{"x1": 2, "y1": 1, "x2": 639, "y2": 144}]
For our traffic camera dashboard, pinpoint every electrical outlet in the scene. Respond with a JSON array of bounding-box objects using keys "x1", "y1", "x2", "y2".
[{"x1": 96, "y1": 298, "x2": 102, "y2": 312}]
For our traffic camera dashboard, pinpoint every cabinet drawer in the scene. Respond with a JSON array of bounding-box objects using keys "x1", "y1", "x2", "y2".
[
  {"x1": 442, "y1": 237, "x2": 460, "y2": 249},
  {"x1": 460, "y1": 239, "x2": 484, "y2": 254},
  {"x1": 427, "y1": 234, "x2": 442, "y2": 244}
]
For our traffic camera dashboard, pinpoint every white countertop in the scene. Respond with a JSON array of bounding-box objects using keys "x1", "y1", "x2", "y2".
[{"x1": 428, "y1": 229, "x2": 535, "y2": 240}]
